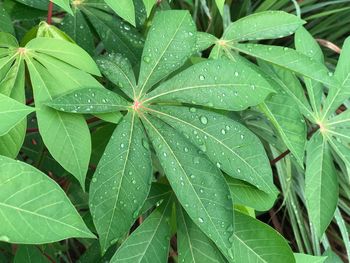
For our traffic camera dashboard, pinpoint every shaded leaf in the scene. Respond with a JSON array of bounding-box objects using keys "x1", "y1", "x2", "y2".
[
  {"x1": 14, "y1": 246, "x2": 49, "y2": 263},
  {"x1": 294, "y1": 253, "x2": 326, "y2": 263}
]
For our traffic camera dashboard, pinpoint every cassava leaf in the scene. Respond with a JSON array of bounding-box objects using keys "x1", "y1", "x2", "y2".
[
  {"x1": 89, "y1": 112, "x2": 152, "y2": 253},
  {"x1": 226, "y1": 176, "x2": 278, "y2": 211},
  {"x1": 144, "y1": 59, "x2": 274, "y2": 111},
  {"x1": 110, "y1": 194, "x2": 173, "y2": 262},
  {"x1": 0, "y1": 6, "x2": 14, "y2": 34},
  {"x1": 0, "y1": 156, "x2": 95, "y2": 243},
  {"x1": 14, "y1": 246, "x2": 49, "y2": 263},
  {"x1": 142, "y1": 115, "x2": 234, "y2": 260},
  {"x1": 305, "y1": 132, "x2": 338, "y2": 238},
  {"x1": 294, "y1": 253, "x2": 327, "y2": 263},
  {"x1": 177, "y1": 204, "x2": 225, "y2": 263},
  {"x1": 143, "y1": 0, "x2": 155, "y2": 17},
  {"x1": 0, "y1": 93, "x2": 33, "y2": 136},
  {"x1": 105, "y1": 0, "x2": 136, "y2": 26},
  {"x1": 137, "y1": 10, "x2": 196, "y2": 95},
  {"x1": 231, "y1": 43, "x2": 338, "y2": 88},
  {"x1": 52, "y1": 0, "x2": 73, "y2": 15},
  {"x1": 47, "y1": 87, "x2": 130, "y2": 114},
  {"x1": 96, "y1": 53, "x2": 136, "y2": 99},
  {"x1": 223, "y1": 11, "x2": 305, "y2": 41},
  {"x1": 232, "y1": 211, "x2": 295, "y2": 263},
  {"x1": 148, "y1": 105, "x2": 276, "y2": 194}
]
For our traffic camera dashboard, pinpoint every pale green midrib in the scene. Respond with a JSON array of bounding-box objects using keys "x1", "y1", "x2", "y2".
[
  {"x1": 147, "y1": 107, "x2": 274, "y2": 193},
  {"x1": 179, "y1": 208, "x2": 196, "y2": 262},
  {"x1": 138, "y1": 13, "x2": 187, "y2": 97},
  {"x1": 142, "y1": 114, "x2": 230, "y2": 253},
  {"x1": 102, "y1": 112, "x2": 136, "y2": 250},
  {"x1": 234, "y1": 234, "x2": 268, "y2": 263}
]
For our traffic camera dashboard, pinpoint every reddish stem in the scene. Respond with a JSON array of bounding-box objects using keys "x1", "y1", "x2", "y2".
[
  {"x1": 26, "y1": 128, "x2": 39, "y2": 134},
  {"x1": 47, "y1": 1, "x2": 54, "y2": 25},
  {"x1": 270, "y1": 150, "x2": 291, "y2": 166}
]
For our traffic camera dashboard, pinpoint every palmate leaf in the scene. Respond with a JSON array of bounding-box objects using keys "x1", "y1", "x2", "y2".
[
  {"x1": 305, "y1": 132, "x2": 338, "y2": 238},
  {"x1": 26, "y1": 58, "x2": 91, "y2": 189},
  {"x1": 322, "y1": 36, "x2": 350, "y2": 119},
  {"x1": 110, "y1": 194, "x2": 173, "y2": 262},
  {"x1": 142, "y1": 115, "x2": 234, "y2": 260},
  {"x1": 105, "y1": 0, "x2": 136, "y2": 26},
  {"x1": 47, "y1": 87, "x2": 130, "y2": 114},
  {"x1": 148, "y1": 105, "x2": 276, "y2": 194},
  {"x1": 226, "y1": 176, "x2": 278, "y2": 211},
  {"x1": 326, "y1": 109, "x2": 350, "y2": 144},
  {"x1": 96, "y1": 53, "x2": 137, "y2": 98},
  {"x1": 52, "y1": 0, "x2": 73, "y2": 15},
  {"x1": 231, "y1": 43, "x2": 338, "y2": 88},
  {"x1": 0, "y1": 93, "x2": 33, "y2": 136},
  {"x1": 144, "y1": 59, "x2": 275, "y2": 111},
  {"x1": 223, "y1": 11, "x2": 305, "y2": 41},
  {"x1": 14, "y1": 246, "x2": 49, "y2": 263},
  {"x1": 137, "y1": 10, "x2": 196, "y2": 96},
  {"x1": 177, "y1": 204, "x2": 226, "y2": 263},
  {"x1": 295, "y1": 27, "x2": 324, "y2": 116},
  {"x1": 232, "y1": 211, "x2": 295, "y2": 263},
  {"x1": 294, "y1": 253, "x2": 327, "y2": 263},
  {"x1": 0, "y1": 156, "x2": 94, "y2": 243},
  {"x1": 89, "y1": 112, "x2": 153, "y2": 253}
]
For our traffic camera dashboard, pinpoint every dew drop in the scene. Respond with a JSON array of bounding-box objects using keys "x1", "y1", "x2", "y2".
[
  {"x1": 198, "y1": 217, "x2": 204, "y2": 223},
  {"x1": 143, "y1": 56, "x2": 151, "y2": 63},
  {"x1": 200, "y1": 116, "x2": 208, "y2": 125},
  {"x1": 199, "y1": 75, "x2": 205, "y2": 80}
]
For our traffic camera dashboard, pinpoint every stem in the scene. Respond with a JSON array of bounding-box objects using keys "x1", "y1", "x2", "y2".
[{"x1": 47, "y1": 1, "x2": 54, "y2": 25}]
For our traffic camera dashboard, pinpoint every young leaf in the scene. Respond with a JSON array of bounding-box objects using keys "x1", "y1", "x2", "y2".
[
  {"x1": 322, "y1": 36, "x2": 350, "y2": 119},
  {"x1": 177, "y1": 204, "x2": 225, "y2": 263},
  {"x1": 144, "y1": 59, "x2": 275, "y2": 111},
  {"x1": 52, "y1": 0, "x2": 73, "y2": 15},
  {"x1": 0, "y1": 93, "x2": 33, "y2": 136},
  {"x1": 47, "y1": 87, "x2": 130, "y2": 114},
  {"x1": 295, "y1": 27, "x2": 324, "y2": 116},
  {"x1": 89, "y1": 112, "x2": 152, "y2": 253},
  {"x1": 148, "y1": 105, "x2": 276, "y2": 194},
  {"x1": 96, "y1": 53, "x2": 137, "y2": 98},
  {"x1": 110, "y1": 194, "x2": 173, "y2": 262},
  {"x1": 232, "y1": 211, "x2": 295, "y2": 263},
  {"x1": 26, "y1": 37, "x2": 100, "y2": 75},
  {"x1": 142, "y1": 115, "x2": 234, "y2": 260},
  {"x1": 105, "y1": 0, "x2": 136, "y2": 26},
  {"x1": 223, "y1": 11, "x2": 305, "y2": 41},
  {"x1": 0, "y1": 156, "x2": 95, "y2": 243},
  {"x1": 232, "y1": 43, "x2": 338, "y2": 88},
  {"x1": 305, "y1": 132, "x2": 338, "y2": 238},
  {"x1": 226, "y1": 176, "x2": 278, "y2": 211},
  {"x1": 143, "y1": 0, "x2": 155, "y2": 17},
  {"x1": 137, "y1": 10, "x2": 196, "y2": 95}
]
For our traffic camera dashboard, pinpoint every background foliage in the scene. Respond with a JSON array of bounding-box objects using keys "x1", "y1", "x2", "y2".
[{"x1": 1, "y1": 0, "x2": 350, "y2": 262}]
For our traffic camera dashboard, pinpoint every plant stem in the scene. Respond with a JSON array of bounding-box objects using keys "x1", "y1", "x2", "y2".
[{"x1": 47, "y1": 1, "x2": 54, "y2": 25}]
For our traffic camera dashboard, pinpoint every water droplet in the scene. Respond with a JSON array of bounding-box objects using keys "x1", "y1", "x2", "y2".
[
  {"x1": 198, "y1": 217, "x2": 204, "y2": 223},
  {"x1": 143, "y1": 56, "x2": 151, "y2": 63},
  {"x1": 200, "y1": 116, "x2": 208, "y2": 125},
  {"x1": 240, "y1": 134, "x2": 244, "y2": 139},
  {"x1": 221, "y1": 129, "x2": 226, "y2": 135},
  {"x1": 199, "y1": 75, "x2": 205, "y2": 80},
  {"x1": 234, "y1": 71, "x2": 239, "y2": 76},
  {"x1": 184, "y1": 147, "x2": 189, "y2": 153},
  {"x1": 189, "y1": 107, "x2": 197, "y2": 113},
  {"x1": 132, "y1": 179, "x2": 136, "y2": 184},
  {"x1": 92, "y1": 178, "x2": 97, "y2": 183},
  {"x1": 216, "y1": 162, "x2": 222, "y2": 168}
]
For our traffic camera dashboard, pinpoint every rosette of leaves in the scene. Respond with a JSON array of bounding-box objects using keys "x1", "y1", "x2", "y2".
[
  {"x1": 44, "y1": 9, "x2": 308, "y2": 262},
  {"x1": 209, "y1": 10, "x2": 350, "y2": 239}
]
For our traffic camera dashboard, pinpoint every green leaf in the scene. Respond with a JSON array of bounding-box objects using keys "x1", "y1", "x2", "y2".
[
  {"x1": 47, "y1": 87, "x2": 130, "y2": 114},
  {"x1": 177, "y1": 204, "x2": 226, "y2": 263},
  {"x1": 26, "y1": 59, "x2": 91, "y2": 189},
  {"x1": 26, "y1": 37, "x2": 100, "y2": 76},
  {"x1": 148, "y1": 105, "x2": 276, "y2": 194},
  {"x1": 89, "y1": 112, "x2": 152, "y2": 253},
  {"x1": 137, "y1": 10, "x2": 196, "y2": 95},
  {"x1": 326, "y1": 109, "x2": 350, "y2": 144},
  {"x1": 294, "y1": 253, "x2": 326, "y2": 263},
  {"x1": 82, "y1": 6, "x2": 144, "y2": 65},
  {"x1": 259, "y1": 93, "x2": 307, "y2": 167},
  {"x1": 305, "y1": 132, "x2": 338, "y2": 238},
  {"x1": 110, "y1": 194, "x2": 173, "y2": 262},
  {"x1": 226, "y1": 176, "x2": 278, "y2": 211},
  {"x1": 322, "y1": 36, "x2": 350, "y2": 119},
  {"x1": 105, "y1": 0, "x2": 135, "y2": 26},
  {"x1": 96, "y1": 53, "x2": 137, "y2": 98},
  {"x1": 52, "y1": 0, "x2": 73, "y2": 15},
  {"x1": 36, "y1": 21, "x2": 74, "y2": 42},
  {"x1": 231, "y1": 43, "x2": 338, "y2": 88},
  {"x1": 144, "y1": 59, "x2": 274, "y2": 111},
  {"x1": 0, "y1": 156, "x2": 95, "y2": 243},
  {"x1": 195, "y1": 32, "x2": 218, "y2": 52},
  {"x1": 0, "y1": 6, "x2": 14, "y2": 35},
  {"x1": 143, "y1": 0, "x2": 155, "y2": 17},
  {"x1": 141, "y1": 183, "x2": 172, "y2": 214},
  {"x1": 223, "y1": 11, "x2": 305, "y2": 41},
  {"x1": 0, "y1": 93, "x2": 33, "y2": 136},
  {"x1": 215, "y1": 0, "x2": 225, "y2": 16},
  {"x1": 60, "y1": 8, "x2": 95, "y2": 55},
  {"x1": 0, "y1": 32, "x2": 18, "y2": 48},
  {"x1": 295, "y1": 27, "x2": 324, "y2": 116},
  {"x1": 142, "y1": 115, "x2": 234, "y2": 260},
  {"x1": 14, "y1": 246, "x2": 49, "y2": 263},
  {"x1": 232, "y1": 211, "x2": 295, "y2": 263},
  {"x1": 334, "y1": 208, "x2": 350, "y2": 261}
]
